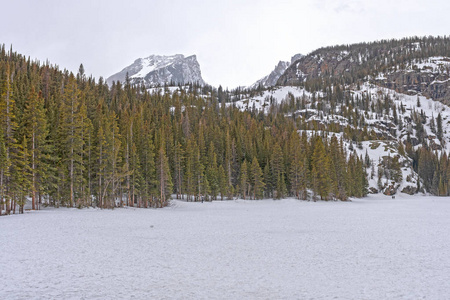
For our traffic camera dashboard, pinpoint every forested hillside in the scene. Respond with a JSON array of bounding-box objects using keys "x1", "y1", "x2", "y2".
[
  {"x1": 234, "y1": 36, "x2": 450, "y2": 197},
  {"x1": 279, "y1": 36, "x2": 450, "y2": 103},
  {"x1": 0, "y1": 45, "x2": 367, "y2": 214},
  {"x1": 2, "y1": 36, "x2": 450, "y2": 215}
]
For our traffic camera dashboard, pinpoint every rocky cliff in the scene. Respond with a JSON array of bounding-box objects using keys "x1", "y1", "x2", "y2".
[{"x1": 107, "y1": 54, "x2": 205, "y2": 87}]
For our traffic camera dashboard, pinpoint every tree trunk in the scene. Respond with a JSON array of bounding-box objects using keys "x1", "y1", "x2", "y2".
[
  {"x1": 6, "y1": 196, "x2": 10, "y2": 215},
  {"x1": 32, "y1": 131, "x2": 36, "y2": 210},
  {"x1": 0, "y1": 169, "x2": 3, "y2": 216}
]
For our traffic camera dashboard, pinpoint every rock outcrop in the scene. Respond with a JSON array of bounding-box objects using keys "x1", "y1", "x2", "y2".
[{"x1": 107, "y1": 54, "x2": 205, "y2": 87}]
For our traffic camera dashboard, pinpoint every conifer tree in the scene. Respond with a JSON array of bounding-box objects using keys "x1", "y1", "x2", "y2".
[
  {"x1": 271, "y1": 143, "x2": 284, "y2": 199},
  {"x1": 157, "y1": 146, "x2": 173, "y2": 207},
  {"x1": 184, "y1": 138, "x2": 196, "y2": 201},
  {"x1": 206, "y1": 142, "x2": 219, "y2": 200},
  {"x1": 12, "y1": 137, "x2": 32, "y2": 213},
  {"x1": 431, "y1": 170, "x2": 439, "y2": 196},
  {"x1": 218, "y1": 164, "x2": 228, "y2": 200},
  {"x1": 311, "y1": 137, "x2": 331, "y2": 200},
  {"x1": 100, "y1": 110, "x2": 123, "y2": 208},
  {"x1": 250, "y1": 156, "x2": 264, "y2": 199},
  {"x1": 95, "y1": 121, "x2": 107, "y2": 207},
  {"x1": 239, "y1": 160, "x2": 249, "y2": 200},
  {"x1": 173, "y1": 141, "x2": 184, "y2": 199},
  {"x1": 263, "y1": 161, "x2": 272, "y2": 198},
  {"x1": 329, "y1": 136, "x2": 347, "y2": 200},
  {"x1": 60, "y1": 74, "x2": 87, "y2": 207},
  {"x1": 437, "y1": 113, "x2": 443, "y2": 142},
  {"x1": 0, "y1": 124, "x2": 9, "y2": 214},
  {"x1": 276, "y1": 173, "x2": 287, "y2": 199},
  {"x1": 289, "y1": 131, "x2": 307, "y2": 199},
  {"x1": 194, "y1": 140, "x2": 209, "y2": 201},
  {"x1": 139, "y1": 123, "x2": 156, "y2": 207},
  {"x1": 23, "y1": 87, "x2": 50, "y2": 209},
  {"x1": 0, "y1": 62, "x2": 17, "y2": 213}
]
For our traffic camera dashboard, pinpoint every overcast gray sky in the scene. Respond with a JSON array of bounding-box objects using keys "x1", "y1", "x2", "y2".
[{"x1": 1, "y1": 0, "x2": 449, "y2": 88}]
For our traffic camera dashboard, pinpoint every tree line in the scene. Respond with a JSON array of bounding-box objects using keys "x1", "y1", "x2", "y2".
[{"x1": 0, "y1": 46, "x2": 369, "y2": 214}]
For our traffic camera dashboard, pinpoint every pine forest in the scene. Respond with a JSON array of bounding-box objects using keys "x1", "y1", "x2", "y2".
[{"x1": 1, "y1": 36, "x2": 450, "y2": 215}]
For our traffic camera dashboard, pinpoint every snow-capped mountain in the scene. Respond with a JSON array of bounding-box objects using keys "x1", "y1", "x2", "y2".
[
  {"x1": 107, "y1": 54, "x2": 205, "y2": 87},
  {"x1": 249, "y1": 54, "x2": 304, "y2": 89}
]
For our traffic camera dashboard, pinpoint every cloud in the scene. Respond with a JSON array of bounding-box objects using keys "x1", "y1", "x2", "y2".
[
  {"x1": 313, "y1": 0, "x2": 365, "y2": 13},
  {"x1": 1, "y1": 0, "x2": 450, "y2": 88},
  {"x1": 334, "y1": 1, "x2": 365, "y2": 13}
]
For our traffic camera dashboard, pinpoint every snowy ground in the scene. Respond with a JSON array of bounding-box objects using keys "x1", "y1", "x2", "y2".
[{"x1": 1, "y1": 195, "x2": 450, "y2": 299}]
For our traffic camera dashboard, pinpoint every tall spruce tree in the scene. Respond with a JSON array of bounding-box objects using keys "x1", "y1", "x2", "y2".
[
  {"x1": 23, "y1": 87, "x2": 50, "y2": 209},
  {"x1": 157, "y1": 145, "x2": 173, "y2": 207},
  {"x1": 311, "y1": 137, "x2": 331, "y2": 200},
  {"x1": 239, "y1": 160, "x2": 249, "y2": 200},
  {"x1": 251, "y1": 156, "x2": 264, "y2": 199}
]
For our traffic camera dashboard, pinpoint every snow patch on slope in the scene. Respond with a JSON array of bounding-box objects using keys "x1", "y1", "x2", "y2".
[{"x1": 227, "y1": 86, "x2": 316, "y2": 113}]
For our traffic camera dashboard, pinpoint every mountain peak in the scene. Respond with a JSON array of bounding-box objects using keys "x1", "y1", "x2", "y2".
[
  {"x1": 249, "y1": 53, "x2": 303, "y2": 89},
  {"x1": 107, "y1": 54, "x2": 205, "y2": 87}
]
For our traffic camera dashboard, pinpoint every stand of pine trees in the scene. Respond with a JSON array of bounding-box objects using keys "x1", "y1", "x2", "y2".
[{"x1": 0, "y1": 46, "x2": 372, "y2": 214}]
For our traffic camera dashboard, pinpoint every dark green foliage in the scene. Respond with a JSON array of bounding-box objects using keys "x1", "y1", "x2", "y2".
[{"x1": 0, "y1": 44, "x2": 392, "y2": 214}]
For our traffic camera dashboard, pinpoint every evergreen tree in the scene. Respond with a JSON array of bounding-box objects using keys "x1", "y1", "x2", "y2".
[
  {"x1": 289, "y1": 131, "x2": 307, "y2": 200},
  {"x1": 11, "y1": 137, "x2": 32, "y2": 213},
  {"x1": 250, "y1": 156, "x2": 264, "y2": 199},
  {"x1": 271, "y1": 143, "x2": 284, "y2": 199},
  {"x1": 0, "y1": 62, "x2": 17, "y2": 213},
  {"x1": 218, "y1": 164, "x2": 228, "y2": 200},
  {"x1": 173, "y1": 141, "x2": 184, "y2": 199},
  {"x1": 157, "y1": 146, "x2": 173, "y2": 207},
  {"x1": 60, "y1": 75, "x2": 87, "y2": 207},
  {"x1": 239, "y1": 160, "x2": 249, "y2": 200},
  {"x1": 23, "y1": 87, "x2": 51, "y2": 209},
  {"x1": 0, "y1": 123, "x2": 9, "y2": 215},
  {"x1": 184, "y1": 138, "x2": 196, "y2": 201},
  {"x1": 311, "y1": 137, "x2": 331, "y2": 200},
  {"x1": 436, "y1": 113, "x2": 443, "y2": 142},
  {"x1": 206, "y1": 142, "x2": 219, "y2": 200},
  {"x1": 139, "y1": 122, "x2": 156, "y2": 207}
]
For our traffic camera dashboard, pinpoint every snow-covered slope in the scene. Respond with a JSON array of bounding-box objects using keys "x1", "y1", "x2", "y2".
[
  {"x1": 354, "y1": 83, "x2": 450, "y2": 153},
  {"x1": 374, "y1": 56, "x2": 450, "y2": 105},
  {"x1": 227, "y1": 86, "x2": 312, "y2": 113},
  {"x1": 107, "y1": 54, "x2": 205, "y2": 87},
  {"x1": 229, "y1": 81, "x2": 450, "y2": 195}
]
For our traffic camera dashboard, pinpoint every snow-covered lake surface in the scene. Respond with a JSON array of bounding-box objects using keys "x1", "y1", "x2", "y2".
[{"x1": 2, "y1": 195, "x2": 450, "y2": 299}]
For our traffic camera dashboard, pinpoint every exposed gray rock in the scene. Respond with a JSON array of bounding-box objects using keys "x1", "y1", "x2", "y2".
[
  {"x1": 291, "y1": 53, "x2": 304, "y2": 64},
  {"x1": 249, "y1": 61, "x2": 290, "y2": 89},
  {"x1": 249, "y1": 53, "x2": 303, "y2": 89},
  {"x1": 107, "y1": 54, "x2": 205, "y2": 87},
  {"x1": 368, "y1": 187, "x2": 378, "y2": 194},
  {"x1": 376, "y1": 71, "x2": 450, "y2": 106},
  {"x1": 401, "y1": 186, "x2": 417, "y2": 195}
]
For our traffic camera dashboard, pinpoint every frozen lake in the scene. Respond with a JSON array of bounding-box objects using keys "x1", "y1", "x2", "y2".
[{"x1": 1, "y1": 195, "x2": 450, "y2": 299}]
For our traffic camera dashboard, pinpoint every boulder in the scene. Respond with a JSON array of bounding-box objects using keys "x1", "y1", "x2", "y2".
[{"x1": 401, "y1": 185, "x2": 417, "y2": 195}]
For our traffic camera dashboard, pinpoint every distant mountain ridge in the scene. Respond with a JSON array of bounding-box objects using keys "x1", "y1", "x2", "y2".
[
  {"x1": 249, "y1": 53, "x2": 304, "y2": 89},
  {"x1": 107, "y1": 54, "x2": 205, "y2": 87},
  {"x1": 277, "y1": 37, "x2": 450, "y2": 104}
]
